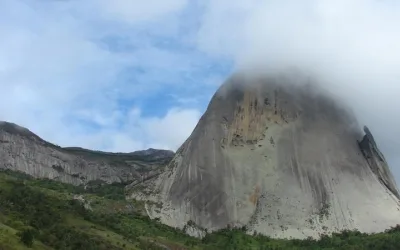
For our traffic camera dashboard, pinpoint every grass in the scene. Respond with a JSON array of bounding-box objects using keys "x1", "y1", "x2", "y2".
[
  {"x1": 0, "y1": 223, "x2": 52, "y2": 250},
  {"x1": 64, "y1": 216, "x2": 138, "y2": 250}
]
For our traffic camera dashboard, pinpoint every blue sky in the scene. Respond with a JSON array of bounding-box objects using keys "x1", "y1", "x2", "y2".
[
  {"x1": 0, "y1": 0, "x2": 234, "y2": 151},
  {"x1": 1, "y1": 0, "x2": 400, "y2": 181}
]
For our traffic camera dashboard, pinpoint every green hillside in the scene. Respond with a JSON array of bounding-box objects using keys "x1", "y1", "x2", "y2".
[{"x1": 0, "y1": 169, "x2": 399, "y2": 250}]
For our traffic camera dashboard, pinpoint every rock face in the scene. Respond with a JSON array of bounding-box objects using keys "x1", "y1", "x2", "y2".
[
  {"x1": 129, "y1": 72, "x2": 400, "y2": 239},
  {"x1": 0, "y1": 121, "x2": 173, "y2": 185}
]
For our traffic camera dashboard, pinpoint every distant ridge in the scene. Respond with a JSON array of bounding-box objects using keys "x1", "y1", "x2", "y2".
[{"x1": 0, "y1": 121, "x2": 174, "y2": 185}]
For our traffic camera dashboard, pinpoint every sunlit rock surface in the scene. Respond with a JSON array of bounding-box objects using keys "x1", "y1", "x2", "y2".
[{"x1": 128, "y1": 72, "x2": 400, "y2": 239}]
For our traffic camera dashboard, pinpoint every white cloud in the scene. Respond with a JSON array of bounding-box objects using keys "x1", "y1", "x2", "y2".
[
  {"x1": 0, "y1": 0, "x2": 203, "y2": 153},
  {"x1": 196, "y1": 0, "x2": 400, "y2": 179},
  {"x1": 142, "y1": 108, "x2": 201, "y2": 150},
  {"x1": 52, "y1": 107, "x2": 201, "y2": 153}
]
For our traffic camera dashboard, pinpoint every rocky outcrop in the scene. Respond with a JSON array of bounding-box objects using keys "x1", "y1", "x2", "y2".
[
  {"x1": 358, "y1": 126, "x2": 400, "y2": 199},
  {"x1": 0, "y1": 122, "x2": 173, "y2": 185},
  {"x1": 128, "y1": 72, "x2": 400, "y2": 239}
]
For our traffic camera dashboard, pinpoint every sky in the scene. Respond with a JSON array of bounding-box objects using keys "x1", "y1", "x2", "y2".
[{"x1": 1, "y1": 1, "x2": 400, "y2": 181}]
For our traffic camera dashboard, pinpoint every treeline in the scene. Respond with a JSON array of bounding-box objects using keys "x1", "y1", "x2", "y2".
[
  {"x1": 200, "y1": 226, "x2": 400, "y2": 250},
  {"x1": 1, "y1": 169, "x2": 126, "y2": 200}
]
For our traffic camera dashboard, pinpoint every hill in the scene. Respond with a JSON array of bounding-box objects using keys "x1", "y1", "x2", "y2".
[
  {"x1": 0, "y1": 121, "x2": 174, "y2": 186},
  {"x1": 1, "y1": 169, "x2": 400, "y2": 250}
]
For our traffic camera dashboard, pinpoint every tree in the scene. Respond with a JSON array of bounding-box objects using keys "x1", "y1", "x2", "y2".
[{"x1": 18, "y1": 229, "x2": 34, "y2": 247}]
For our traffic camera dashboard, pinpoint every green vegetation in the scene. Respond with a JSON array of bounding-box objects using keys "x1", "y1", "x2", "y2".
[
  {"x1": 18, "y1": 229, "x2": 34, "y2": 247},
  {"x1": 1, "y1": 169, "x2": 400, "y2": 249},
  {"x1": 62, "y1": 147, "x2": 172, "y2": 165},
  {"x1": 85, "y1": 180, "x2": 126, "y2": 200}
]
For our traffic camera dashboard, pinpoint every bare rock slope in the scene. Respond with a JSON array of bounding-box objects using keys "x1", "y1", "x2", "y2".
[
  {"x1": 0, "y1": 121, "x2": 173, "y2": 185},
  {"x1": 128, "y1": 72, "x2": 400, "y2": 239}
]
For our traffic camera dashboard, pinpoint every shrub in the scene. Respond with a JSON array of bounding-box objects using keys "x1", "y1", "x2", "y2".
[{"x1": 18, "y1": 229, "x2": 34, "y2": 247}]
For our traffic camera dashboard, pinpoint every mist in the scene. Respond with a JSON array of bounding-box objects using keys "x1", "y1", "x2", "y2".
[{"x1": 196, "y1": 0, "x2": 400, "y2": 181}]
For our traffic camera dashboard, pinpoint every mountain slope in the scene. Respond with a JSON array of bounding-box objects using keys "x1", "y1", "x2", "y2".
[
  {"x1": 128, "y1": 72, "x2": 400, "y2": 239},
  {"x1": 0, "y1": 122, "x2": 174, "y2": 185}
]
